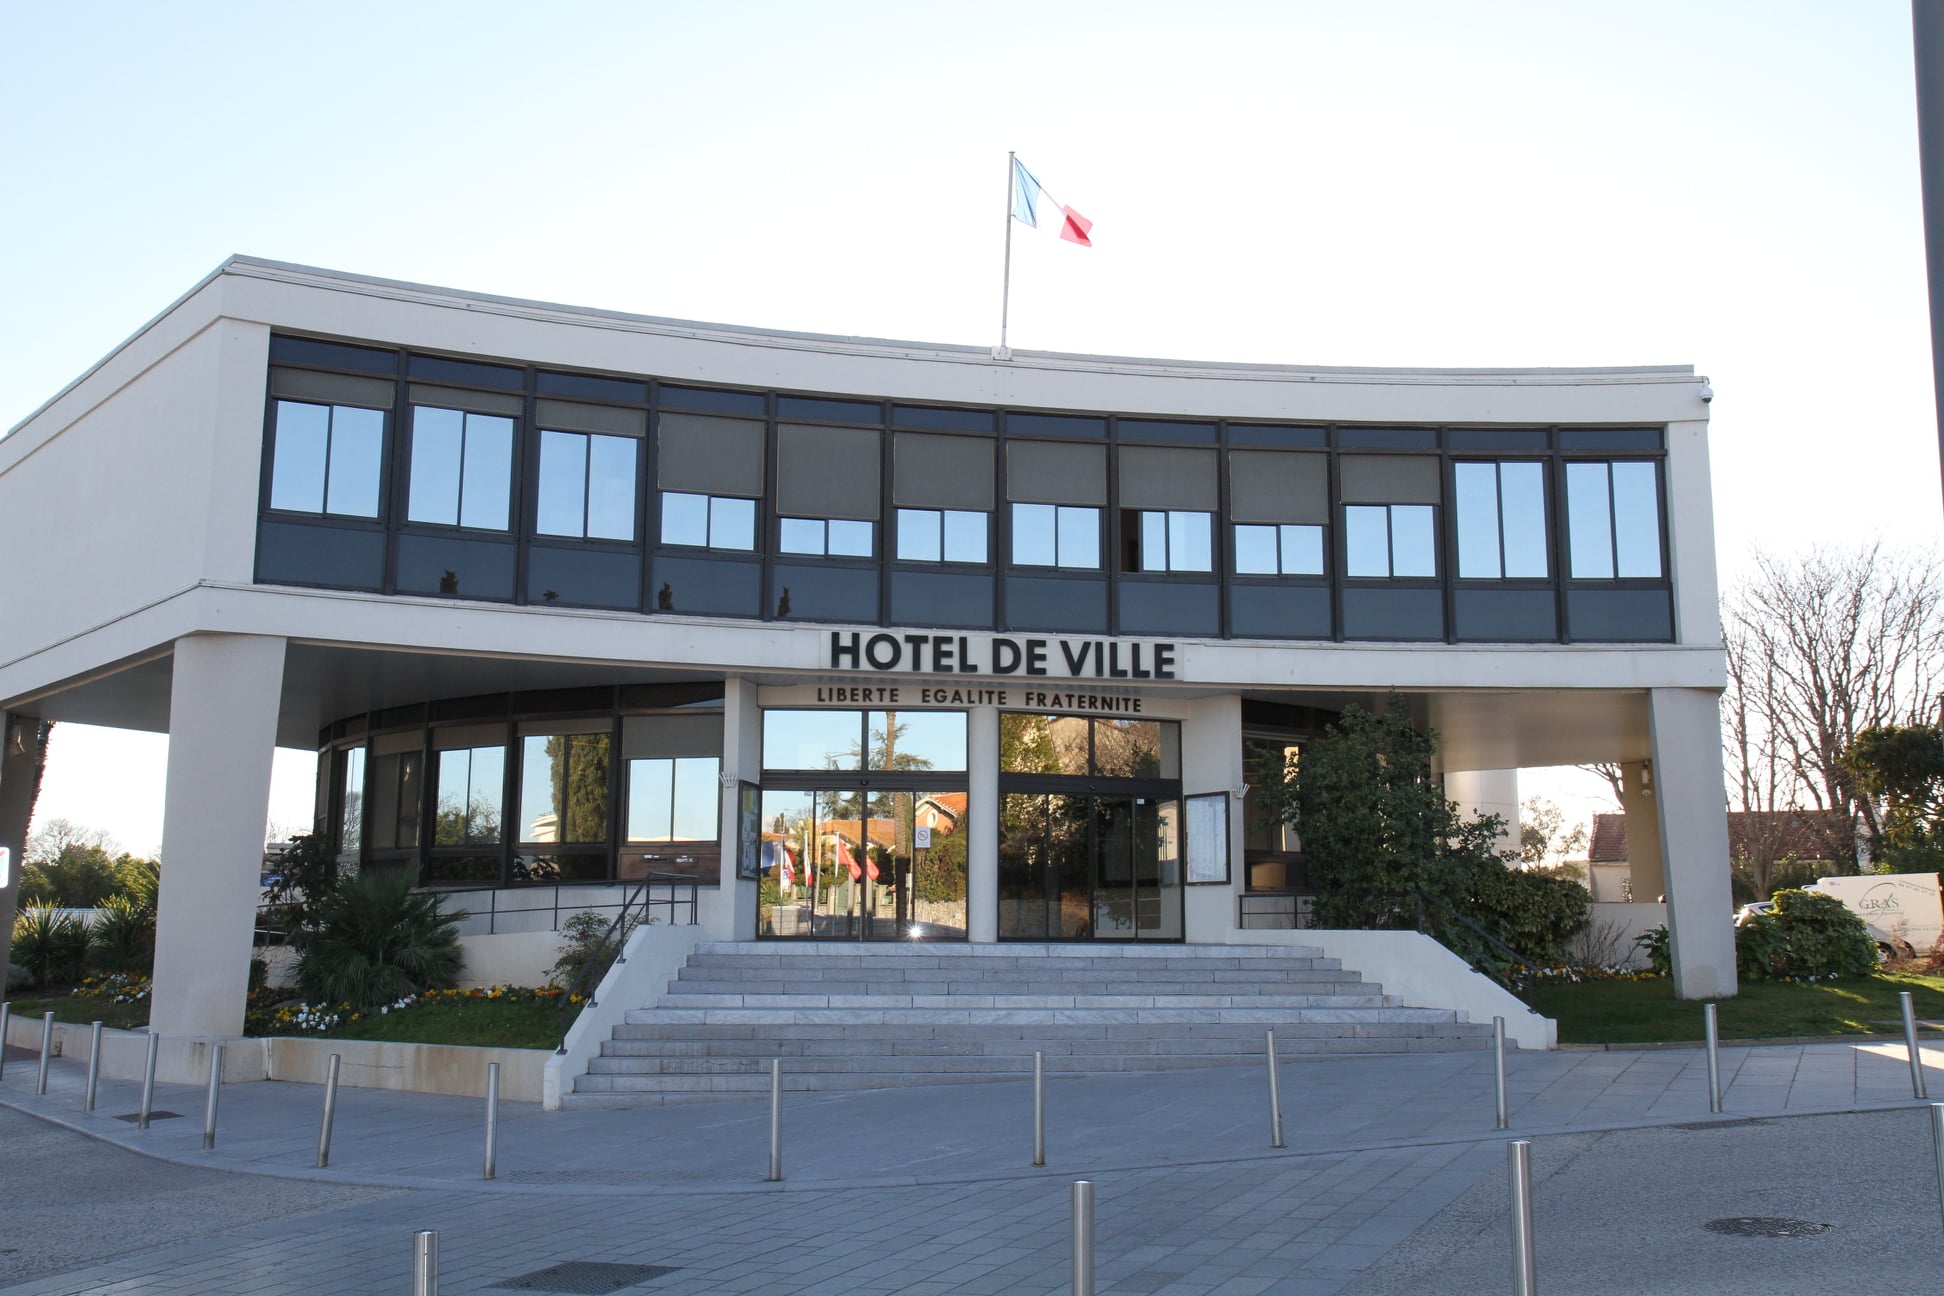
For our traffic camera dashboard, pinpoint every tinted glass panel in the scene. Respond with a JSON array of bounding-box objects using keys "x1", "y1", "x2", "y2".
[
  {"x1": 1119, "y1": 419, "x2": 1217, "y2": 444},
  {"x1": 271, "y1": 401, "x2": 328, "y2": 512},
  {"x1": 1007, "y1": 413, "x2": 1106, "y2": 438},
  {"x1": 1567, "y1": 462, "x2": 1615, "y2": 578},
  {"x1": 518, "y1": 732, "x2": 610, "y2": 844},
  {"x1": 328, "y1": 407, "x2": 384, "y2": 517},
  {"x1": 942, "y1": 510, "x2": 987, "y2": 562},
  {"x1": 586, "y1": 434, "x2": 637, "y2": 540},
  {"x1": 1612, "y1": 462, "x2": 1662, "y2": 577},
  {"x1": 672, "y1": 757, "x2": 719, "y2": 839},
  {"x1": 460, "y1": 414, "x2": 513, "y2": 529},
  {"x1": 1391, "y1": 505, "x2": 1436, "y2": 577},
  {"x1": 1057, "y1": 506, "x2": 1099, "y2": 568},
  {"x1": 626, "y1": 756, "x2": 718, "y2": 841},
  {"x1": 777, "y1": 395, "x2": 881, "y2": 424},
  {"x1": 1559, "y1": 427, "x2": 1663, "y2": 452},
  {"x1": 1501, "y1": 462, "x2": 1548, "y2": 578},
  {"x1": 709, "y1": 496, "x2": 756, "y2": 549},
  {"x1": 869, "y1": 710, "x2": 966, "y2": 771},
  {"x1": 271, "y1": 336, "x2": 396, "y2": 373},
  {"x1": 660, "y1": 492, "x2": 709, "y2": 546},
  {"x1": 1013, "y1": 503, "x2": 1057, "y2": 565},
  {"x1": 537, "y1": 431, "x2": 587, "y2": 536},
  {"x1": 764, "y1": 710, "x2": 864, "y2": 771},
  {"x1": 407, "y1": 354, "x2": 522, "y2": 389},
  {"x1": 1235, "y1": 524, "x2": 1278, "y2": 574},
  {"x1": 1168, "y1": 511, "x2": 1212, "y2": 571},
  {"x1": 658, "y1": 385, "x2": 767, "y2": 416},
  {"x1": 1000, "y1": 713, "x2": 1089, "y2": 775},
  {"x1": 891, "y1": 405, "x2": 995, "y2": 432},
  {"x1": 897, "y1": 509, "x2": 941, "y2": 561},
  {"x1": 780, "y1": 517, "x2": 824, "y2": 553},
  {"x1": 1339, "y1": 426, "x2": 1438, "y2": 450},
  {"x1": 1139, "y1": 511, "x2": 1167, "y2": 571},
  {"x1": 1281, "y1": 525, "x2": 1323, "y2": 574},
  {"x1": 828, "y1": 519, "x2": 873, "y2": 557},
  {"x1": 408, "y1": 408, "x2": 464, "y2": 524},
  {"x1": 536, "y1": 370, "x2": 647, "y2": 403},
  {"x1": 1226, "y1": 424, "x2": 1328, "y2": 448},
  {"x1": 1344, "y1": 506, "x2": 1389, "y2": 577},
  {"x1": 1447, "y1": 427, "x2": 1550, "y2": 452},
  {"x1": 1455, "y1": 462, "x2": 1501, "y2": 578}
]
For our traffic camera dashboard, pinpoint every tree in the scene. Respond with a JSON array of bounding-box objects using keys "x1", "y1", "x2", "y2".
[
  {"x1": 1519, "y1": 797, "x2": 1588, "y2": 869},
  {"x1": 24, "y1": 816, "x2": 111, "y2": 867},
  {"x1": 1721, "y1": 544, "x2": 1944, "y2": 873},
  {"x1": 1843, "y1": 723, "x2": 1944, "y2": 872}
]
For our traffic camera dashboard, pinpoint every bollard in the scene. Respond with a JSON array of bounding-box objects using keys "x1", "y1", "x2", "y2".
[
  {"x1": 1931, "y1": 1104, "x2": 1944, "y2": 1233},
  {"x1": 1265, "y1": 1029, "x2": 1285, "y2": 1149},
  {"x1": 0, "y1": 1000, "x2": 10, "y2": 1080},
  {"x1": 412, "y1": 1229, "x2": 439, "y2": 1295},
  {"x1": 84, "y1": 1021, "x2": 103, "y2": 1113},
  {"x1": 317, "y1": 1053, "x2": 342, "y2": 1168},
  {"x1": 1494, "y1": 1015, "x2": 1509, "y2": 1131},
  {"x1": 1033, "y1": 1050, "x2": 1046, "y2": 1167},
  {"x1": 1903, "y1": 992, "x2": 1929, "y2": 1100},
  {"x1": 1508, "y1": 1140, "x2": 1537, "y2": 1296},
  {"x1": 1071, "y1": 1179, "x2": 1095, "y2": 1296},
  {"x1": 768, "y1": 1059, "x2": 783, "y2": 1182},
  {"x1": 483, "y1": 1061, "x2": 499, "y2": 1180},
  {"x1": 137, "y1": 1032, "x2": 159, "y2": 1129},
  {"x1": 36, "y1": 1012, "x2": 54, "y2": 1095},
  {"x1": 202, "y1": 1042, "x2": 224, "y2": 1149},
  {"x1": 1704, "y1": 1002, "x2": 1723, "y2": 1114}
]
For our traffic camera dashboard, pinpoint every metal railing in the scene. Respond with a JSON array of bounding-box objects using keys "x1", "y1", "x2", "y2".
[
  {"x1": 552, "y1": 872, "x2": 699, "y2": 1052},
  {"x1": 1236, "y1": 890, "x2": 1316, "y2": 930}
]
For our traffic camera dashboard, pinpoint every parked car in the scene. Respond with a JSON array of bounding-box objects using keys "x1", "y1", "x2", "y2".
[{"x1": 1733, "y1": 900, "x2": 1910, "y2": 959}]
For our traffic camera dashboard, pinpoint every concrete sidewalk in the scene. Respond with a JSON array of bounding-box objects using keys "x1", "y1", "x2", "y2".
[{"x1": 1, "y1": 1036, "x2": 1941, "y2": 1293}]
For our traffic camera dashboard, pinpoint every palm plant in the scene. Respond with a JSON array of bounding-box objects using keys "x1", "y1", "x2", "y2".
[
  {"x1": 12, "y1": 907, "x2": 90, "y2": 989},
  {"x1": 293, "y1": 866, "x2": 466, "y2": 1010},
  {"x1": 88, "y1": 893, "x2": 156, "y2": 974}
]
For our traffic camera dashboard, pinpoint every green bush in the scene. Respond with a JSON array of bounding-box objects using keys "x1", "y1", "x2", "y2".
[
  {"x1": 550, "y1": 909, "x2": 637, "y2": 992},
  {"x1": 293, "y1": 867, "x2": 467, "y2": 1011},
  {"x1": 88, "y1": 893, "x2": 156, "y2": 975},
  {"x1": 1462, "y1": 861, "x2": 1591, "y2": 964},
  {"x1": 1737, "y1": 889, "x2": 1879, "y2": 981},
  {"x1": 1637, "y1": 924, "x2": 1672, "y2": 976},
  {"x1": 12, "y1": 907, "x2": 90, "y2": 988}
]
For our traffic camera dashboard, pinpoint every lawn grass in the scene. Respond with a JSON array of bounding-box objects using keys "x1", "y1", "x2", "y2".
[
  {"x1": 5, "y1": 993, "x2": 150, "y2": 1032},
  {"x1": 1531, "y1": 972, "x2": 1944, "y2": 1045},
  {"x1": 316, "y1": 995, "x2": 563, "y2": 1051}
]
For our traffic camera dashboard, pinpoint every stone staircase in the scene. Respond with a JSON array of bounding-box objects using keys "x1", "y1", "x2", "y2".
[{"x1": 566, "y1": 942, "x2": 1496, "y2": 1106}]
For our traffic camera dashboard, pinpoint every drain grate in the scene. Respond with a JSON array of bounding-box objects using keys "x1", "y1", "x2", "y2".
[
  {"x1": 114, "y1": 1111, "x2": 182, "y2": 1122},
  {"x1": 1672, "y1": 1118, "x2": 1769, "y2": 1131},
  {"x1": 493, "y1": 1261, "x2": 678, "y2": 1293},
  {"x1": 1705, "y1": 1217, "x2": 1833, "y2": 1238}
]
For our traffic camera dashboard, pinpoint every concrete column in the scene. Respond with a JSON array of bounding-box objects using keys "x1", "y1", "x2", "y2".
[
  {"x1": 967, "y1": 705, "x2": 999, "y2": 943},
  {"x1": 150, "y1": 634, "x2": 287, "y2": 1039},
  {"x1": 718, "y1": 677, "x2": 762, "y2": 942},
  {"x1": 1648, "y1": 687, "x2": 1737, "y2": 1000},
  {"x1": 1444, "y1": 769, "x2": 1521, "y2": 854},
  {"x1": 1182, "y1": 695, "x2": 1244, "y2": 943},
  {"x1": 0, "y1": 713, "x2": 52, "y2": 980},
  {"x1": 1620, "y1": 761, "x2": 1665, "y2": 902}
]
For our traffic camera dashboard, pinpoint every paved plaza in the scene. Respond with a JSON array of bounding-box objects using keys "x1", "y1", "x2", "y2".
[{"x1": 3, "y1": 1036, "x2": 1943, "y2": 1293}]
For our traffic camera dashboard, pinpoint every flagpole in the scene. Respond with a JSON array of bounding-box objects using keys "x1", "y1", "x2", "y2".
[{"x1": 998, "y1": 150, "x2": 1016, "y2": 358}]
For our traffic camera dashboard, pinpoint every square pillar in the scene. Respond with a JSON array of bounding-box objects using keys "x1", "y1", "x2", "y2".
[
  {"x1": 1620, "y1": 761, "x2": 1665, "y2": 901},
  {"x1": 718, "y1": 677, "x2": 762, "y2": 942},
  {"x1": 1648, "y1": 687, "x2": 1737, "y2": 1000},
  {"x1": 150, "y1": 634, "x2": 287, "y2": 1038},
  {"x1": 1182, "y1": 694, "x2": 1243, "y2": 943},
  {"x1": 0, "y1": 713, "x2": 52, "y2": 979},
  {"x1": 1444, "y1": 769, "x2": 1521, "y2": 854},
  {"x1": 966, "y1": 705, "x2": 999, "y2": 942}
]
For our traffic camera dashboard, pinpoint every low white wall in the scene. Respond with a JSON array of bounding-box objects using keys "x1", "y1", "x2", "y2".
[
  {"x1": 1580, "y1": 902, "x2": 1668, "y2": 968},
  {"x1": 1229, "y1": 928, "x2": 1556, "y2": 1050},
  {"x1": 544, "y1": 921, "x2": 705, "y2": 1109},
  {"x1": 457, "y1": 930, "x2": 562, "y2": 988}
]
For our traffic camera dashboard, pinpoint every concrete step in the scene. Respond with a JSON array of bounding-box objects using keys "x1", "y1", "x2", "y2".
[
  {"x1": 653, "y1": 991, "x2": 1398, "y2": 1011},
  {"x1": 609, "y1": 1020, "x2": 1489, "y2": 1043},
  {"x1": 693, "y1": 941, "x2": 1332, "y2": 962},
  {"x1": 599, "y1": 1026, "x2": 1489, "y2": 1060},
  {"x1": 623, "y1": 1005, "x2": 1454, "y2": 1026},
  {"x1": 672, "y1": 969, "x2": 1365, "y2": 989}
]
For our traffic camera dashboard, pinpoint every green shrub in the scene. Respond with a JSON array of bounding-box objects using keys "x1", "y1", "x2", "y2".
[
  {"x1": 1461, "y1": 860, "x2": 1591, "y2": 964},
  {"x1": 1739, "y1": 888, "x2": 1879, "y2": 980},
  {"x1": 550, "y1": 910, "x2": 637, "y2": 992},
  {"x1": 293, "y1": 867, "x2": 466, "y2": 1011},
  {"x1": 1636, "y1": 924, "x2": 1672, "y2": 977},
  {"x1": 88, "y1": 893, "x2": 157, "y2": 974},
  {"x1": 12, "y1": 907, "x2": 90, "y2": 988}
]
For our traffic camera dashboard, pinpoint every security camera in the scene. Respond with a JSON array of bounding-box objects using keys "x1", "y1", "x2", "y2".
[{"x1": 1698, "y1": 379, "x2": 1713, "y2": 403}]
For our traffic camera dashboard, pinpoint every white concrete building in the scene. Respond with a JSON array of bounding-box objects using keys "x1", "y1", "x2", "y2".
[{"x1": 0, "y1": 258, "x2": 1736, "y2": 1047}]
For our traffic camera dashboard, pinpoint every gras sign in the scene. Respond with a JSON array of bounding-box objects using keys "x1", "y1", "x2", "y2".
[{"x1": 1813, "y1": 872, "x2": 1944, "y2": 954}]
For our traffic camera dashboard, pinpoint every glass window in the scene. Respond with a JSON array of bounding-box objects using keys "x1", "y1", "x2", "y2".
[
  {"x1": 626, "y1": 756, "x2": 721, "y2": 841},
  {"x1": 537, "y1": 430, "x2": 638, "y2": 541},
  {"x1": 896, "y1": 508, "x2": 988, "y2": 563},
  {"x1": 763, "y1": 710, "x2": 865, "y2": 771},
  {"x1": 998, "y1": 714, "x2": 1180, "y2": 778},
  {"x1": 433, "y1": 743, "x2": 505, "y2": 846},
  {"x1": 270, "y1": 400, "x2": 384, "y2": 518},
  {"x1": 1568, "y1": 461, "x2": 1662, "y2": 579},
  {"x1": 517, "y1": 730, "x2": 611, "y2": 845},
  {"x1": 780, "y1": 517, "x2": 874, "y2": 557},
  {"x1": 1012, "y1": 503, "x2": 1099, "y2": 568},
  {"x1": 1344, "y1": 504, "x2": 1435, "y2": 578},
  {"x1": 368, "y1": 744, "x2": 423, "y2": 851},
  {"x1": 867, "y1": 710, "x2": 967, "y2": 771},
  {"x1": 336, "y1": 746, "x2": 366, "y2": 861},
  {"x1": 660, "y1": 492, "x2": 756, "y2": 550},
  {"x1": 1126, "y1": 510, "x2": 1212, "y2": 573},
  {"x1": 407, "y1": 406, "x2": 513, "y2": 530},
  {"x1": 1234, "y1": 524, "x2": 1324, "y2": 576},
  {"x1": 1456, "y1": 461, "x2": 1548, "y2": 579}
]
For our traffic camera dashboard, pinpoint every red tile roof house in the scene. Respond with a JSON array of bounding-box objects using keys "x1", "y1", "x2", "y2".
[{"x1": 1586, "y1": 810, "x2": 1856, "y2": 904}]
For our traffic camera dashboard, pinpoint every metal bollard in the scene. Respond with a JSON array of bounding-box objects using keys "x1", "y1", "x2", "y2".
[
  {"x1": 1071, "y1": 1179, "x2": 1095, "y2": 1296},
  {"x1": 1903, "y1": 992, "x2": 1929, "y2": 1100},
  {"x1": 317, "y1": 1053, "x2": 342, "y2": 1168},
  {"x1": 0, "y1": 1000, "x2": 11, "y2": 1080},
  {"x1": 1265, "y1": 1029, "x2": 1285, "y2": 1149},
  {"x1": 137, "y1": 1032, "x2": 159, "y2": 1129},
  {"x1": 1494, "y1": 1015, "x2": 1509, "y2": 1131},
  {"x1": 36, "y1": 1012, "x2": 53, "y2": 1095},
  {"x1": 1931, "y1": 1104, "x2": 1944, "y2": 1233},
  {"x1": 1033, "y1": 1050, "x2": 1046, "y2": 1167},
  {"x1": 84, "y1": 1022, "x2": 103, "y2": 1112},
  {"x1": 412, "y1": 1229, "x2": 439, "y2": 1295},
  {"x1": 1704, "y1": 1003, "x2": 1723, "y2": 1114},
  {"x1": 202, "y1": 1042, "x2": 224, "y2": 1149},
  {"x1": 1508, "y1": 1140, "x2": 1537, "y2": 1296},
  {"x1": 483, "y1": 1061, "x2": 499, "y2": 1180},
  {"x1": 768, "y1": 1059, "x2": 783, "y2": 1182}
]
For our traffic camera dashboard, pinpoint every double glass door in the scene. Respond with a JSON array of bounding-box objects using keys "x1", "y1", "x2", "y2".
[
  {"x1": 998, "y1": 791, "x2": 1183, "y2": 940},
  {"x1": 757, "y1": 787, "x2": 969, "y2": 940}
]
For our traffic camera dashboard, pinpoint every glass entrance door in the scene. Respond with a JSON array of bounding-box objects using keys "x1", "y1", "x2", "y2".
[
  {"x1": 757, "y1": 787, "x2": 968, "y2": 940},
  {"x1": 998, "y1": 792, "x2": 1182, "y2": 940}
]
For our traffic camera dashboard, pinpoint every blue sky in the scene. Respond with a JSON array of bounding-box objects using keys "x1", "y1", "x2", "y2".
[{"x1": 4, "y1": 1, "x2": 1937, "y2": 852}]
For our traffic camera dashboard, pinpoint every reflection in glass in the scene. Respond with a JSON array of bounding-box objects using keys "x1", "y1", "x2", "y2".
[
  {"x1": 1611, "y1": 462, "x2": 1662, "y2": 577},
  {"x1": 1500, "y1": 462, "x2": 1548, "y2": 578},
  {"x1": 1012, "y1": 503, "x2": 1057, "y2": 565},
  {"x1": 1281, "y1": 524, "x2": 1323, "y2": 574},
  {"x1": 434, "y1": 746, "x2": 505, "y2": 845},
  {"x1": 709, "y1": 496, "x2": 755, "y2": 549},
  {"x1": 867, "y1": 710, "x2": 966, "y2": 771},
  {"x1": 536, "y1": 431, "x2": 588, "y2": 536},
  {"x1": 271, "y1": 401, "x2": 329, "y2": 512},
  {"x1": 409, "y1": 407, "x2": 464, "y2": 525},
  {"x1": 828, "y1": 519, "x2": 873, "y2": 557},
  {"x1": 1140, "y1": 511, "x2": 1168, "y2": 571},
  {"x1": 779, "y1": 518, "x2": 824, "y2": 553},
  {"x1": 369, "y1": 749, "x2": 423, "y2": 851},
  {"x1": 943, "y1": 510, "x2": 987, "y2": 562},
  {"x1": 626, "y1": 756, "x2": 721, "y2": 841},
  {"x1": 328, "y1": 407, "x2": 384, "y2": 517},
  {"x1": 459, "y1": 415, "x2": 512, "y2": 529},
  {"x1": 1056, "y1": 505, "x2": 1099, "y2": 568},
  {"x1": 896, "y1": 508, "x2": 942, "y2": 562},
  {"x1": 1168, "y1": 511, "x2": 1212, "y2": 572},
  {"x1": 1391, "y1": 505, "x2": 1435, "y2": 577},
  {"x1": 1455, "y1": 462, "x2": 1501, "y2": 578},
  {"x1": 762, "y1": 710, "x2": 864, "y2": 771},
  {"x1": 660, "y1": 491, "x2": 709, "y2": 546},
  {"x1": 1567, "y1": 463, "x2": 1615, "y2": 578},
  {"x1": 518, "y1": 732, "x2": 610, "y2": 844},
  {"x1": 1234, "y1": 524, "x2": 1279, "y2": 575},
  {"x1": 1344, "y1": 505, "x2": 1389, "y2": 577},
  {"x1": 408, "y1": 408, "x2": 512, "y2": 530},
  {"x1": 1458, "y1": 462, "x2": 1548, "y2": 580},
  {"x1": 1095, "y1": 719, "x2": 1176, "y2": 778},
  {"x1": 759, "y1": 787, "x2": 967, "y2": 940},
  {"x1": 419, "y1": 853, "x2": 499, "y2": 886},
  {"x1": 586, "y1": 435, "x2": 637, "y2": 540},
  {"x1": 338, "y1": 746, "x2": 365, "y2": 860},
  {"x1": 999, "y1": 713, "x2": 1087, "y2": 775}
]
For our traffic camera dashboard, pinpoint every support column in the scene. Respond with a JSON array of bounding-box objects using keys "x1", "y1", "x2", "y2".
[
  {"x1": 1620, "y1": 761, "x2": 1665, "y2": 902},
  {"x1": 1648, "y1": 687, "x2": 1737, "y2": 1000},
  {"x1": 150, "y1": 634, "x2": 287, "y2": 1039},
  {"x1": 1444, "y1": 769, "x2": 1521, "y2": 855},
  {"x1": 967, "y1": 705, "x2": 999, "y2": 942},
  {"x1": 718, "y1": 677, "x2": 762, "y2": 942},
  {"x1": 1182, "y1": 695, "x2": 1243, "y2": 943},
  {"x1": 0, "y1": 713, "x2": 52, "y2": 980}
]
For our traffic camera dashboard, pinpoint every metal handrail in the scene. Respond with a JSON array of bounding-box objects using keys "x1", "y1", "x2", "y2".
[
  {"x1": 1412, "y1": 889, "x2": 1539, "y2": 1001},
  {"x1": 553, "y1": 871, "x2": 699, "y2": 1053}
]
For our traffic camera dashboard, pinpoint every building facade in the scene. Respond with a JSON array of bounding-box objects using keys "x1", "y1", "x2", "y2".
[{"x1": 0, "y1": 258, "x2": 1738, "y2": 1038}]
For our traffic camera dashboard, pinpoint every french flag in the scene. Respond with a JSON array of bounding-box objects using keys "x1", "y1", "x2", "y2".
[{"x1": 1011, "y1": 158, "x2": 1093, "y2": 247}]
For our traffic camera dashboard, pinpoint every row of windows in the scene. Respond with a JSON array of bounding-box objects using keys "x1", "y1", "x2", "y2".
[{"x1": 271, "y1": 391, "x2": 1663, "y2": 583}]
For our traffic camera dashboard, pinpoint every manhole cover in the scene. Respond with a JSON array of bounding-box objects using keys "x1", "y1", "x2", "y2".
[
  {"x1": 493, "y1": 1260, "x2": 677, "y2": 1293},
  {"x1": 114, "y1": 1111, "x2": 182, "y2": 1122},
  {"x1": 1705, "y1": 1217, "x2": 1833, "y2": 1238}
]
